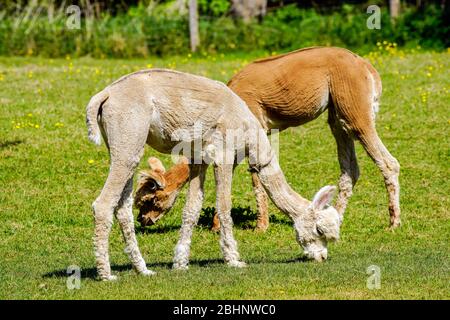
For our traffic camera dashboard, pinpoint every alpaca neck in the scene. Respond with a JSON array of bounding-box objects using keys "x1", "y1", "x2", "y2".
[{"x1": 256, "y1": 156, "x2": 311, "y2": 219}]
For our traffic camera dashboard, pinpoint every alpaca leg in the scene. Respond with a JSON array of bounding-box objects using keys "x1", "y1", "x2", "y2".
[
  {"x1": 214, "y1": 164, "x2": 246, "y2": 267},
  {"x1": 252, "y1": 171, "x2": 270, "y2": 231},
  {"x1": 93, "y1": 160, "x2": 141, "y2": 281},
  {"x1": 211, "y1": 212, "x2": 220, "y2": 232},
  {"x1": 115, "y1": 178, "x2": 155, "y2": 276},
  {"x1": 358, "y1": 128, "x2": 401, "y2": 227},
  {"x1": 173, "y1": 164, "x2": 207, "y2": 270},
  {"x1": 328, "y1": 110, "x2": 360, "y2": 217}
]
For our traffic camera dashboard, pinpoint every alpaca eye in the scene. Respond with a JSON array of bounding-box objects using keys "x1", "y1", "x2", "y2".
[
  {"x1": 148, "y1": 180, "x2": 158, "y2": 191},
  {"x1": 316, "y1": 227, "x2": 324, "y2": 236}
]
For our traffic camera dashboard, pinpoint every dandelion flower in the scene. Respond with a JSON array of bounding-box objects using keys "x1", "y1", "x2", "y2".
[{"x1": 88, "y1": 159, "x2": 95, "y2": 164}]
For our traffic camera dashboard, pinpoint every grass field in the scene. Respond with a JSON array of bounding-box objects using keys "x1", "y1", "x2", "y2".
[{"x1": 0, "y1": 50, "x2": 449, "y2": 299}]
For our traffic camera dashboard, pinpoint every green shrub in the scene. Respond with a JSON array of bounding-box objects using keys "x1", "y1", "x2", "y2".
[{"x1": 0, "y1": 3, "x2": 446, "y2": 58}]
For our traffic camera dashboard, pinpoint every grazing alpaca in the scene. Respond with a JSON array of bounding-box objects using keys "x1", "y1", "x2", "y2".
[
  {"x1": 134, "y1": 157, "x2": 265, "y2": 232},
  {"x1": 229, "y1": 47, "x2": 400, "y2": 228},
  {"x1": 135, "y1": 156, "x2": 189, "y2": 226},
  {"x1": 136, "y1": 47, "x2": 401, "y2": 230},
  {"x1": 86, "y1": 69, "x2": 341, "y2": 280}
]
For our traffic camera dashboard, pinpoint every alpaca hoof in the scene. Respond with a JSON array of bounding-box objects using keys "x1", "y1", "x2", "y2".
[
  {"x1": 389, "y1": 218, "x2": 401, "y2": 229},
  {"x1": 140, "y1": 269, "x2": 156, "y2": 276},
  {"x1": 173, "y1": 263, "x2": 189, "y2": 271},
  {"x1": 101, "y1": 275, "x2": 118, "y2": 281},
  {"x1": 255, "y1": 223, "x2": 269, "y2": 232},
  {"x1": 227, "y1": 260, "x2": 247, "y2": 268}
]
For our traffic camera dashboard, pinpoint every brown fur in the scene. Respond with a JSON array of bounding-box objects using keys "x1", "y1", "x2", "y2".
[
  {"x1": 228, "y1": 46, "x2": 400, "y2": 227},
  {"x1": 135, "y1": 157, "x2": 189, "y2": 226},
  {"x1": 134, "y1": 47, "x2": 400, "y2": 229}
]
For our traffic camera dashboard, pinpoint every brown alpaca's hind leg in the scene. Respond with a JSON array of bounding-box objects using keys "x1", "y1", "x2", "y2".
[
  {"x1": 328, "y1": 108, "x2": 360, "y2": 217},
  {"x1": 357, "y1": 128, "x2": 401, "y2": 227},
  {"x1": 252, "y1": 172, "x2": 269, "y2": 231},
  {"x1": 331, "y1": 65, "x2": 400, "y2": 228},
  {"x1": 333, "y1": 104, "x2": 400, "y2": 228},
  {"x1": 211, "y1": 168, "x2": 270, "y2": 232},
  {"x1": 211, "y1": 212, "x2": 220, "y2": 232}
]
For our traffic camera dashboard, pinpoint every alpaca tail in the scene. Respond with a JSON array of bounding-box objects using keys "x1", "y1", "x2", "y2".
[{"x1": 86, "y1": 89, "x2": 109, "y2": 145}]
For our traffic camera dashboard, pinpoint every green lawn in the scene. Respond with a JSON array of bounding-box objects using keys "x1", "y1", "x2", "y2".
[{"x1": 0, "y1": 50, "x2": 449, "y2": 299}]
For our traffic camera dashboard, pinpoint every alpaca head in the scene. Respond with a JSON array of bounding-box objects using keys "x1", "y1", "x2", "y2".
[
  {"x1": 134, "y1": 157, "x2": 189, "y2": 227},
  {"x1": 293, "y1": 186, "x2": 341, "y2": 262}
]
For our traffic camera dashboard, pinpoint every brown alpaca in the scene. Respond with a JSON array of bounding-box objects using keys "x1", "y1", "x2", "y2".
[
  {"x1": 135, "y1": 157, "x2": 264, "y2": 232},
  {"x1": 135, "y1": 157, "x2": 189, "y2": 227},
  {"x1": 135, "y1": 47, "x2": 400, "y2": 230}
]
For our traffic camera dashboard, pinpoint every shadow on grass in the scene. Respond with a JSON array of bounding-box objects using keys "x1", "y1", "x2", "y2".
[
  {"x1": 43, "y1": 259, "x2": 225, "y2": 280},
  {"x1": 0, "y1": 139, "x2": 24, "y2": 149},
  {"x1": 201, "y1": 206, "x2": 291, "y2": 229},
  {"x1": 43, "y1": 256, "x2": 309, "y2": 280},
  {"x1": 136, "y1": 206, "x2": 291, "y2": 234},
  {"x1": 136, "y1": 225, "x2": 180, "y2": 234}
]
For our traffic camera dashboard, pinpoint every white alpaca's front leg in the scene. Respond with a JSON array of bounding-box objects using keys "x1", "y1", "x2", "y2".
[
  {"x1": 214, "y1": 164, "x2": 246, "y2": 268},
  {"x1": 173, "y1": 164, "x2": 207, "y2": 270}
]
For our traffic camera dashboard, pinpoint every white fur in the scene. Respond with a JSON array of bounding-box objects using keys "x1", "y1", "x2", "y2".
[{"x1": 86, "y1": 69, "x2": 342, "y2": 280}]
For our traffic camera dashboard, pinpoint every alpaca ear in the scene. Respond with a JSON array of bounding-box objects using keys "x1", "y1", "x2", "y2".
[
  {"x1": 137, "y1": 171, "x2": 165, "y2": 189},
  {"x1": 311, "y1": 186, "x2": 337, "y2": 211},
  {"x1": 148, "y1": 157, "x2": 166, "y2": 174},
  {"x1": 137, "y1": 171, "x2": 152, "y2": 186}
]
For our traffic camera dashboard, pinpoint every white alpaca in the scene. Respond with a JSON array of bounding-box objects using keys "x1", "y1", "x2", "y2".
[{"x1": 86, "y1": 69, "x2": 341, "y2": 280}]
